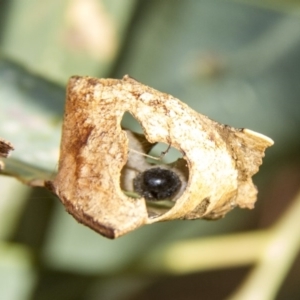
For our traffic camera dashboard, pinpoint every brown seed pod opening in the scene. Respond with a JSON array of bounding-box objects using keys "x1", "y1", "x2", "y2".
[{"x1": 121, "y1": 126, "x2": 189, "y2": 218}]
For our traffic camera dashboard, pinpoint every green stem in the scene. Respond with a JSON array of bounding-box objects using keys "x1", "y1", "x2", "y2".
[
  {"x1": 138, "y1": 230, "x2": 269, "y2": 274},
  {"x1": 228, "y1": 189, "x2": 300, "y2": 300}
]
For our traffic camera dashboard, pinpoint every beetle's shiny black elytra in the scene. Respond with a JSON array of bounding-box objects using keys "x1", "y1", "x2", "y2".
[{"x1": 133, "y1": 167, "x2": 181, "y2": 201}]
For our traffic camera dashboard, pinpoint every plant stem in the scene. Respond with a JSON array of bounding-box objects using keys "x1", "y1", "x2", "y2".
[{"x1": 228, "y1": 189, "x2": 300, "y2": 300}]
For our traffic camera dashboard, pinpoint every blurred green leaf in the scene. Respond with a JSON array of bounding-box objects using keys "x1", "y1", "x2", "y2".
[
  {"x1": 0, "y1": 176, "x2": 32, "y2": 239},
  {"x1": 1, "y1": 0, "x2": 138, "y2": 83},
  {"x1": 0, "y1": 241, "x2": 36, "y2": 300},
  {"x1": 0, "y1": 58, "x2": 63, "y2": 178},
  {"x1": 233, "y1": 0, "x2": 300, "y2": 16}
]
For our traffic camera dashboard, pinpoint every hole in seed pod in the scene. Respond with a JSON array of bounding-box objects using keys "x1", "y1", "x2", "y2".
[
  {"x1": 121, "y1": 111, "x2": 143, "y2": 134},
  {"x1": 146, "y1": 142, "x2": 182, "y2": 165},
  {"x1": 120, "y1": 112, "x2": 189, "y2": 218}
]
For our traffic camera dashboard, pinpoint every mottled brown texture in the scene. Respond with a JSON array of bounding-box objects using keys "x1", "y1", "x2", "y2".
[
  {"x1": 50, "y1": 75, "x2": 273, "y2": 238},
  {"x1": 0, "y1": 138, "x2": 14, "y2": 170}
]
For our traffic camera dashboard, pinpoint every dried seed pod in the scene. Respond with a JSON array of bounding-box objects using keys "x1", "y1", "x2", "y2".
[{"x1": 47, "y1": 75, "x2": 273, "y2": 239}]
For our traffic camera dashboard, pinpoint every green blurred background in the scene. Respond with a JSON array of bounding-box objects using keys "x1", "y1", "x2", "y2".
[{"x1": 0, "y1": 0, "x2": 300, "y2": 299}]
